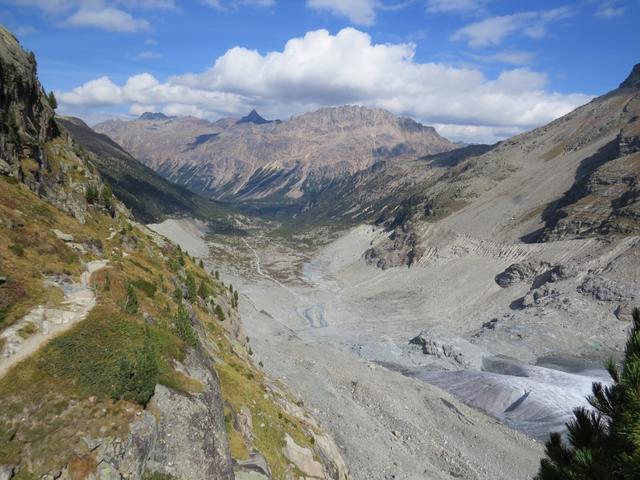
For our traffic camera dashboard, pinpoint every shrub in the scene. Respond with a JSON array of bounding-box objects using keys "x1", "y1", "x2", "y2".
[
  {"x1": 85, "y1": 184, "x2": 98, "y2": 204},
  {"x1": 114, "y1": 328, "x2": 159, "y2": 405},
  {"x1": 536, "y1": 307, "x2": 640, "y2": 480},
  {"x1": 131, "y1": 278, "x2": 157, "y2": 298},
  {"x1": 174, "y1": 304, "x2": 198, "y2": 347},
  {"x1": 197, "y1": 280, "x2": 211, "y2": 300},
  {"x1": 215, "y1": 304, "x2": 225, "y2": 322},
  {"x1": 173, "y1": 286, "x2": 183, "y2": 303},
  {"x1": 8, "y1": 244, "x2": 24, "y2": 257},
  {"x1": 121, "y1": 282, "x2": 139, "y2": 314}
]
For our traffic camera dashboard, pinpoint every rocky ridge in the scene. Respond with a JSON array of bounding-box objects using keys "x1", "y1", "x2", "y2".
[{"x1": 94, "y1": 105, "x2": 455, "y2": 202}]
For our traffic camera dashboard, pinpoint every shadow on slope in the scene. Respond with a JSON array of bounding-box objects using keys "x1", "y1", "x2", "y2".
[{"x1": 58, "y1": 116, "x2": 234, "y2": 224}]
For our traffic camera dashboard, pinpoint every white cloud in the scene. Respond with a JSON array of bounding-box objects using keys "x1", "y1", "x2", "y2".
[
  {"x1": 6, "y1": 0, "x2": 156, "y2": 32},
  {"x1": 307, "y1": 0, "x2": 379, "y2": 25},
  {"x1": 62, "y1": 6, "x2": 150, "y2": 32},
  {"x1": 203, "y1": 0, "x2": 275, "y2": 10},
  {"x1": 596, "y1": 0, "x2": 624, "y2": 18},
  {"x1": 433, "y1": 123, "x2": 523, "y2": 144},
  {"x1": 452, "y1": 7, "x2": 573, "y2": 47},
  {"x1": 426, "y1": 0, "x2": 486, "y2": 14},
  {"x1": 136, "y1": 50, "x2": 163, "y2": 59},
  {"x1": 59, "y1": 27, "x2": 591, "y2": 143},
  {"x1": 471, "y1": 49, "x2": 535, "y2": 65}
]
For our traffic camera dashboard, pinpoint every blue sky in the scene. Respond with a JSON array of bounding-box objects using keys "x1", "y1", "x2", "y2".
[{"x1": 1, "y1": 0, "x2": 638, "y2": 142}]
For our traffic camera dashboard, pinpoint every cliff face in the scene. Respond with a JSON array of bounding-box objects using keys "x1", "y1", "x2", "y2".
[{"x1": 0, "y1": 27, "x2": 57, "y2": 181}]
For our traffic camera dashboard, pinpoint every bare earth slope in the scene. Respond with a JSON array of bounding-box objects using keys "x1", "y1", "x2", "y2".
[{"x1": 94, "y1": 106, "x2": 455, "y2": 201}]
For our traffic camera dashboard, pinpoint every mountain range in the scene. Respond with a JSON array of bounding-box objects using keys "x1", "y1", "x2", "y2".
[{"x1": 94, "y1": 106, "x2": 455, "y2": 203}]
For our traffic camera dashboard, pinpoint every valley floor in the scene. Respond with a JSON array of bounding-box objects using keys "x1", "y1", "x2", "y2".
[{"x1": 150, "y1": 218, "x2": 636, "y2": 480}]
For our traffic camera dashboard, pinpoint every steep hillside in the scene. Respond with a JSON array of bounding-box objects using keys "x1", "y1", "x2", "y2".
[
  {"x1": 94, "y1": 106, "x2": 455, "y2": 202},
  {"x1": 0, "y1": 25, "x2": 348, "y2": 480},
  {"x1": 57, "y1": 116, "x2": 232, "y2": 224},
  {"x1": 294, "y1": 64, "x2": 640, "y2": 267}
]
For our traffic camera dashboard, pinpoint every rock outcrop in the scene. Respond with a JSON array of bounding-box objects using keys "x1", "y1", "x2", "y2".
[{"x1": 409, "y1": 330, "x2": 484, "y2": 369}]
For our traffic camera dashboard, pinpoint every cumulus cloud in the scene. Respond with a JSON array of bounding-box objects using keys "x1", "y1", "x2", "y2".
[
  {"x1": 452, "y1": 7, "x2": 573, "y2": 47},
  {"x1": 59, "y1": 27, "x2": 591, "y2": 143}
]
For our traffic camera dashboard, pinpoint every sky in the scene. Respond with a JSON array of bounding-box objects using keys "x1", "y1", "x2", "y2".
[{"x1": 1, "y1": 0, "x2": 638, "y2": 143}]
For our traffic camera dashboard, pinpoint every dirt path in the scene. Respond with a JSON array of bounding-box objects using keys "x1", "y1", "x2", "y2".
[{"x1": 0, "y1": 260, "x2": 108, "y2": 377}]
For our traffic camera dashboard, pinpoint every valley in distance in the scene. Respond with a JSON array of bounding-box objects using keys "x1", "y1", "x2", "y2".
[{"x1": 1, "y1": 19, "x2": 639, "y2": 480}]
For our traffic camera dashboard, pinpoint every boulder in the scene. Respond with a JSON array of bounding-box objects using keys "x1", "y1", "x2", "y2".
[
  {"x1": 615, "y1": 304, "x2": 636, "y2": 322},
  {"x1": 51, "y1": 229, "x2": 74, "y2": 242},
  {"x1": 0, "y1": 465, "x2": 16, "y2": 480},
  {"x1": 283, "y1": 434, "x2": 325, "y2": 479},
  {"x1": 235, "y1": 451, "x2": 271, "y2": 478},
  {"x1": 409, "y1": 330, "x2": 484, "y2": 369},
  {"x1": 578, "y1": 276, "x2": 636, "y2": 302},
  {"x1": 495, "y1": 262, "x2": 537, "y2": 288}
]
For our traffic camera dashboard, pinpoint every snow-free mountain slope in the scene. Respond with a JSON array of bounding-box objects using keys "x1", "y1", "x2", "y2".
[{"x1": 95, "y1": 106, "x2": 456, "y2": 201}]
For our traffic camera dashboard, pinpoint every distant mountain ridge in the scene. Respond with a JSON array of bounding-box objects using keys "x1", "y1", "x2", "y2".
[
  {"x1": 95, "y1": 105, "x2": 456, "y2": 202},
  {"x1": 138, "y1": 112, "x2": 174, "y2": 121},
  {"x1": 236, "y1": 109, "x2": 277, "y2": 125}
]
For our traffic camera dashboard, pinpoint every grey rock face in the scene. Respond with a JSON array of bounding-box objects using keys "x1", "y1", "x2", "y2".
[
  {"x1": 614, "y1": 304, "x2": 636, "y2": 322},
  {"x1": 495, "y1": 262, "x2": 538, "y2": 288},
  {"x1": 235, "y1": 451, "x2": 271, "y2": 478},
  {"x1": 409, "y1": 330, "x2": 484, "y2": 369},
  {"x1": 364, "y1": 223, "x2": 425, "y2": 269},
  {"x1": 145, "y1": 350, "x2": 234, "y2": 480},
  {"x1": 68, "y1": 350, "x2": 234, "y2": 480},
  {"x1": 578, "y1": 276, "x2": 637, "y2": 302}
]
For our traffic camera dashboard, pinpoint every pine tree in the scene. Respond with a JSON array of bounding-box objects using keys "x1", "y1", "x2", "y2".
[
  {"x1": 197, "y1": 279, "x2": 211, "y2": 300},
  {"x1": 185, "y1": 272, "x2": 197, "y2": 302},
  {"x1": 100, "y1": 184, "x2": 113, "y2": 210},
  {"x1": 47, "y1": 91, "x2": 57, "y2": 110},
  {"x1": 536, "y1": 307, "x2": 640, "y2": 480}
]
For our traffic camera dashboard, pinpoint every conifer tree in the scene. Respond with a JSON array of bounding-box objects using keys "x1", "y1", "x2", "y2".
[
  {"x1": 536, "y1": 308, "x2": 640, "y2": 480},
  {"x1": 47, "y1": 91, "x2": 57, "y2": 109}
]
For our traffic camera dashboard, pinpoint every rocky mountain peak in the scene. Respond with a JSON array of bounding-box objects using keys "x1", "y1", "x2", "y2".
[
  {"x1": 138, "y1": 111, "x2": 172, "y2": 121},
  {"x1": 236, "y1": 109, "x2": 272, "y2": 125},
  {"x1": 619, "y1": 63, "x2": 640, "y2": 90}
]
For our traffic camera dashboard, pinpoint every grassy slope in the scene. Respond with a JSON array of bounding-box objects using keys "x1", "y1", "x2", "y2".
[{"x1": 0, "y1": 168, "x2": 320, "y2": 479}]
